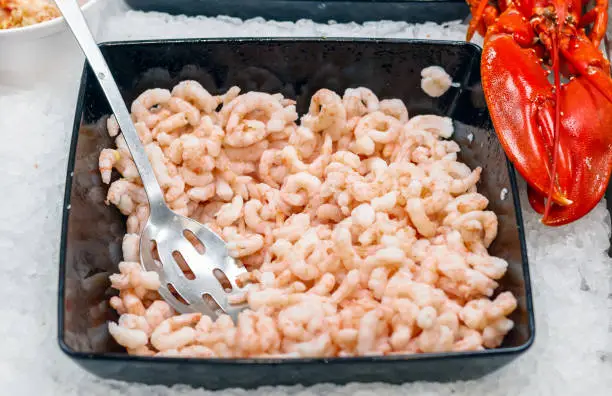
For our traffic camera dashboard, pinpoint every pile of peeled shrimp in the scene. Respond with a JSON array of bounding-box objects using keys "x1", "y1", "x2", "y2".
[{"x1": 101, "y1": 80, "x2": 518, "y2": 358}]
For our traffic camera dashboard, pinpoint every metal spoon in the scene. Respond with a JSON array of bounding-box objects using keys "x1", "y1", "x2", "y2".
[{"x1": 54, "y1": 0, "x2": 250, "y2": 321}]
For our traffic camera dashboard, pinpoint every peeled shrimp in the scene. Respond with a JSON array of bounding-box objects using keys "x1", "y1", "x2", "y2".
[
  {"x1": 343, "y1": 87, "x2": 379, "y2": 118},
  {"x1": 421, "y1": 65, "x2": 453, "y2": 98},
  {"x1": 281, "y1": 172, "x2": 321, "y2": 206},
  {"x1": 150, "y1": 313, "x2": 202, "y2": 351},
  {"x1": 106, "y1": 179, "x2": 148, "y2": 215},
  {"x1": 301, "y1": 89, "x2": 347, "y2": 141},
  {"x1": 216, "y1": 195, "x2": 244, "y2": 227},
  {"x1": 131, "y1": 88, "x2": 172, "y2": 128},
  {"x1": 223, "y1": 92, "x2": 285, "y2": 147},
  {"x1": 99, "y1": 149, "x2": 120, "y2": 184},
  {"x1": 99, "y1": 149, "x2": 139, "y2": 184},
  {"x1": 171, "y1": 80, "x2": 217, "y2": 114},
  {"x1": 227, "y1": 234, "x2": 265, "y2": 258},
  {"x1": 168, "y1": 97, "x2": 201, "y2": 126},
  {"x1": 379, "y1": 99, "x2": 408, "y2": 123},
  {"x1": 108, "y1": 322, "x2": 148, "y2": 350}
]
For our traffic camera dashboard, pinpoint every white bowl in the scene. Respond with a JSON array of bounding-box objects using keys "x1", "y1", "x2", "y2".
[{"x1": 0, "y1": 0, "x2": 107, "y2": 88}]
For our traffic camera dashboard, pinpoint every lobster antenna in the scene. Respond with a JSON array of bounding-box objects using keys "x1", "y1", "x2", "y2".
[{"x1": 543, "y1": 2, "x2": 567, "y2": 221}]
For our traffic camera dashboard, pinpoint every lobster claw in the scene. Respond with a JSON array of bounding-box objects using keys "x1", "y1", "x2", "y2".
[
  {"x1": 481, "y1": 34, "x2": 571, "y2": 206},
  {"x1": 527, "y1": 73, "x2": 612, "y2": 225},
  {"x1": 482, "y1": 33, "x2": 612, "y2": 226}
]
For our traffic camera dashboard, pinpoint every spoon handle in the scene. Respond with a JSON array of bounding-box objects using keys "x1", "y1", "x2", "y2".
[{"x1": 54, "y1": 0, "x2": 166, "y2": 209}]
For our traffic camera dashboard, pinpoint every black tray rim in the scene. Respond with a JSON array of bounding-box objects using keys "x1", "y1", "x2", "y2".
[
  {"x1": 57, "y1": 37, "x2": 535, "y2": 367},
  {"x1": 123, "y1": 0, "x2": 471, "y2": 24}
]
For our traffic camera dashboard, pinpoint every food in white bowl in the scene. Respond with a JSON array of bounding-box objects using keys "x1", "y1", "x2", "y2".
[
  {"x1": 0, "y1": 0, "x2": 104, "y2": 87},
  {"x1": 0, "y1": 0, "x2": 61, "y2": 29},
  {"x1": 100, "y1": 81, "x2": 518, "y2": 358}
]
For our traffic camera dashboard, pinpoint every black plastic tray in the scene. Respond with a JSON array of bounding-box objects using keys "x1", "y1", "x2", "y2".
[
  {"x1": 124, "y1": 0, "x2": 470, "y2": 24},
  {"x1": 58, "y1": 38, "x2": 535, "y2": 390}
]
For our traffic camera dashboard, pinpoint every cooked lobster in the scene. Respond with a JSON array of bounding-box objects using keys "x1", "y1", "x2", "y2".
[{"x1": 465, "y1": 0, "x2": 612, "y2": 226}]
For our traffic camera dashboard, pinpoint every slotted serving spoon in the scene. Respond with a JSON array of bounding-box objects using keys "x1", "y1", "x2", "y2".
[{"x1": 55, "y1": 0, "x2": 250, "y2": 320}]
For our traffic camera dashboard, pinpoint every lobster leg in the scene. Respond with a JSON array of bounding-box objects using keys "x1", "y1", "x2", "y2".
[
  {"x1": 579, "y1": 0, "x2": 609, "y2": 47},
  {"x1": 560, "y1": 31, "x2": 612, "y2": 103},
  {"x1": 466, "y1": 0, "x2": 499, "y2": 41}
]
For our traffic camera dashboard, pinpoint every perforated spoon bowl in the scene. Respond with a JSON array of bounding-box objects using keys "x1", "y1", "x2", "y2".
[{"x1": 55, "y1": 0, "x2": 250, "y2": 321}]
